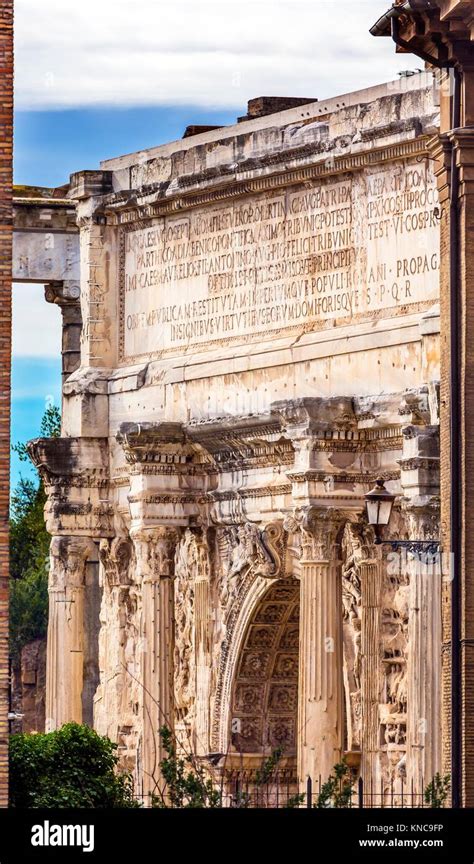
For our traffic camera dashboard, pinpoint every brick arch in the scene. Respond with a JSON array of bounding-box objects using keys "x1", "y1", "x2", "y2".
[{"x1": 229, "y1": 580, "x2": 299, "y2": 756}]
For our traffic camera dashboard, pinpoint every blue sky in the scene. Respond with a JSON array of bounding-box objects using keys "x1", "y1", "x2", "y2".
[
  {"x1": 12, "y1": 0, "x2": 410, "y2": 491},
  {"x1": 14, "y1": 107, "x2": 240, "y2": 189}
]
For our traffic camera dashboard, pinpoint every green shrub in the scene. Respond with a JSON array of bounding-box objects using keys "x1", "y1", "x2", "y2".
[
  {"x1": 315, "y1": 760, "x2": 355, "y2": 808},
  {"x1": 10, "y1": 723, "x2": 139, "y2": 808},
  {"x1": 153, "y1": 726, "x2": 222, "y2": 808}
]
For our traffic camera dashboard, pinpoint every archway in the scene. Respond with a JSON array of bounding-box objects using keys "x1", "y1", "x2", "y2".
[{"x1": 227, "y1": 579, "x2": 299, "y2": 792}]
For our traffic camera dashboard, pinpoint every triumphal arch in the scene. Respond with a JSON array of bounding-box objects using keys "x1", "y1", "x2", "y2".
[{"x1": 16, "y1": 74, "x2": 443, "y2": 803}]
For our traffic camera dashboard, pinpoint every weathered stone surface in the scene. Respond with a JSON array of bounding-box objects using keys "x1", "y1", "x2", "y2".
[
  {"x1": 11, "y1": 639, "x2": 47, "y2": 734},
  {"x1": 13, "y1": 190, "x2": 79, "y2": 283},
  {"x1": 21, "y1": 74, "x2": 444, "y2": 804}
]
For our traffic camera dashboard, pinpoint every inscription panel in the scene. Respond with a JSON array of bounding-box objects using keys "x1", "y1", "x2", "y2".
[{"x1": 120, "y1": 159, "x2": 439, "y2": 361}]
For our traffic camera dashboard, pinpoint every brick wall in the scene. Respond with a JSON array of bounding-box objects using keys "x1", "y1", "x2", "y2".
[{"x1": 0, "y1": 0, "x2": 13, "y2": 808}]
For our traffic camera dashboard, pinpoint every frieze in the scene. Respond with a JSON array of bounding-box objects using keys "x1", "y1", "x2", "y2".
[
  {"x1": 287, "y1": 471, "x2": 400, "y2": 484},
  {"x1": 111, "y1": 476, "x2": 131, "y2": 488},
  {"x1": 40, "y1": 475, "x2": 109, "y2": 489},
  {"x1": 130, "y1": 463, "x2": 210, "y2": 477},
  {"x1": 128, "y1": 494, "x2": 198, "y2": 506},
  {"x1": 206, "y1": 484, "x2": 292, "y2": 502},
  {"x1": 49, "y1": 502, "x2": 114, "y2": 519},
  {"x1": 398, "y1": 457, "x2": 440, "y2": 471}
]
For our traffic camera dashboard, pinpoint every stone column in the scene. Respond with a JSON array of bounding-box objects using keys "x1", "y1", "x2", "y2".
[
  {"x1": 360, "y1": 546, "x2": 382, "y2": 791},
  {"x1": 405, "y1": 503, "x2": 442, "y2": 793},
  {"x1": 46, "y1": 536, "x2": 96, "y2": 730},
  {"x1": 132, "y1": 527, "x2": 179, "y2": 803},
  {"x1": 297, "y1": 508, "x2": 344, "y2": 787}
]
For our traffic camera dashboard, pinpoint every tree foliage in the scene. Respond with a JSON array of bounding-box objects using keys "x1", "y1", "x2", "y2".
[
  {"x1": 153, "y1": 726, "x2": 222, "y2": 808},
  {"x1": 315, "y1": 760, "x2": 355, "y2": 808},
  {"x1": 9, "y1": 723, "x2": 139, "y2": 808},
  {"x1": 424, "y1": 773, "x2": 450, "y2": 808},
  {"x1": 9, "y1": 405, "x2": 61, "y2": 658}
]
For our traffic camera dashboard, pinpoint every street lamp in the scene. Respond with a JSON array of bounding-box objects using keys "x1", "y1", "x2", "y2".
[
  {"x1": 365, "y1": 477, "x2": 395, "y2": 533},
  {"x1": 365, "y1": 477, "x2": 440, "y2": 554}
]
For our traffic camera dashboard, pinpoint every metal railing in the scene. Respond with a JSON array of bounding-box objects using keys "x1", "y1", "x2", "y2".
[
  {"x1": 141, "y1": 774, "x2": 433, "y2": 809},
  {"x1": 219, "y1": 773, "x2": 429, "y2": 809}
]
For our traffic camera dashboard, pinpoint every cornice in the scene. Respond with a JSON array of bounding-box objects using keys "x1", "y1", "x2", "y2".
[
  {"x1": 114, "y1": 409, "x2": 412, "y2": 476},
  {"x1": 103, "y1": 136, "x2": 431, "y2": 226},
  {"x1": 287, "y1": 470, "x2": 400, "y2": 484}
]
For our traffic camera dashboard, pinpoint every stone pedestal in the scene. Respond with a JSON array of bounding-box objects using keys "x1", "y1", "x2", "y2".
[
  {"x1": 297, "y1": 509, "x2": 344, "y2": 787},
  {"x1": 46, "y1": 536, "x2": 97, "y2": 730}
]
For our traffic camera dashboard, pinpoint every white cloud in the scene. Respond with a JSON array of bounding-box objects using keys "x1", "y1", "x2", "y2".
[
  {"x1": 14, "y1": 0, "x2": 416, "y2": 111},
  {"x1": 12, "y1": 284, "x2": 62, "y2": 357}
]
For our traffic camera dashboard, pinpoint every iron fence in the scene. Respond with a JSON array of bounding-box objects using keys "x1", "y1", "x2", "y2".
[
  {"x1": 220, "y1": 775, "x2": 427, "y2": 808},
  {"x1": 140, "y1": 772, "x2": 435, "y2": 808}
]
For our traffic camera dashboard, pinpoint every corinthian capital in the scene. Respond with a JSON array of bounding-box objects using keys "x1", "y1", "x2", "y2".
[
  {"x1": 131, "y1": 526, "x2": 180, "y2": 582},
  {"x1": 49, "y1": 535, "x2": 97, "y2": 590},
  {"x1": 402, "y1": 498, "x2": 440, "y2": 543},
  {"x1": 284, "y1": 507, "x2": 346, "y2": 562}
]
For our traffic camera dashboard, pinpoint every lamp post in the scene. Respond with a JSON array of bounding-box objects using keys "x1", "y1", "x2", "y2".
[{"x1": 365, "y1": 478, "x2": 440, "y2": 555}]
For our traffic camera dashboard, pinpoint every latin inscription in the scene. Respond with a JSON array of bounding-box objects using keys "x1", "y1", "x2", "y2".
[{"x1": 121, "y1": 161, "x2": 439, "y2": 359}]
